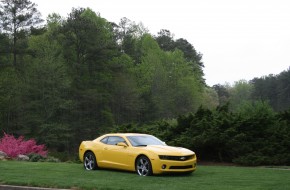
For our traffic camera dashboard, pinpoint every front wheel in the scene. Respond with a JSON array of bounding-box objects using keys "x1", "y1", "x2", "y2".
[
  {"x1": 84, "y1": 151, "x2": 97, "y2": 170},
  {"x1": 135, "y1": 156, "x2": 152, "y2": 176}
]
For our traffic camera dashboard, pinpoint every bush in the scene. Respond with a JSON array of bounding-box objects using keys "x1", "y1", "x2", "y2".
[
  {"x1": 28, "y1": 153, "x2": 45, "y2": 162},
  {"x1": 0, "y1": 133, "x2": 48, "y2": 158},
  {"x1": 44, "y1": 156, "x2": 60, "y2": 163}
]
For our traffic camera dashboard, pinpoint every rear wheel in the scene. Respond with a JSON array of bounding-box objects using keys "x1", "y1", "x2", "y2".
[
  {"x1": 135, "y1": 156, "x2": 152, "y2": 176},
  {"x1": 84, "y1": 151, "x2": 97, "y2": 170}
]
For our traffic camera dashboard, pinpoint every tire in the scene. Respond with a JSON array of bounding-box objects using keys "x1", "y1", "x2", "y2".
[
  {"x1": 84, "y1": 151, "x2": 97, "y2": 170},
  {"x1": 135, "y1": 156, "x2": 152, "y2": 176}
]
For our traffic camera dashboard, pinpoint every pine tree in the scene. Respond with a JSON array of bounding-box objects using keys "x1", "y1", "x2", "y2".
[{"x1": 0, "y1": 0, "x2": 43, "y2": 66}]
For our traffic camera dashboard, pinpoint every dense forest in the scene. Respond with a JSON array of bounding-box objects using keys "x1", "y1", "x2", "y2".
[{"x1": 0, "y1": 0, "x2": 289, "y2": 164}]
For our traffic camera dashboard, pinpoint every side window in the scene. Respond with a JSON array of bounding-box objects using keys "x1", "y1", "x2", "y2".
[
  {"x1": 100, "y1": 137, "x2": 108, "y2": 144},
  {"x1": 107, "y1": 136, "x2": 126, "y2": 145}
]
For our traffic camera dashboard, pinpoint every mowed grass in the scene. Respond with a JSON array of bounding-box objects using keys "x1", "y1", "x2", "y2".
[{"x1": 0, "y1": 161, "x2": 290, "y2": 190}]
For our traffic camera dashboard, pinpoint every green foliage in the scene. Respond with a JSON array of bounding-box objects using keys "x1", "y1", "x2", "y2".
[
  {"x1": 115, "y1": 101, "x2": 290, "y2": 166},
  {"x1": 0, "y1": 4, "x2": 209, "y2": 155},
  {"x1": 28, "y1": 153, "x2": 60, "y2": 162},
  {"x1": 44, "y1": 156, "x2": 61, "y2": 163},
  {"x1": 251, "y1": 69, "x2": 290, "y2": 111},
  {"x1": 0, "y1": 67, "x2": 23, "y2": 134},
  {"x1": 215, "y1": 69, "x2": 290, "y2": 112},
  {"x1": 155, "y1": 29, "x2": 205, "y2": 83},
  {"x1": 133, "y1": 35, "x2": 204, "y2": 120},
  {"x1": 228, "y1": 80, "x2": 253, "y2": 111},
  {"x1": 0, "y1": 0, "x2": 43, "y2": 66},
  {"x1": 213, "y1": 84, "x2": 230, "y2": 106},
  {"x1": 28, "y1": 153, "x2": 44, "y2": 162},
  {"x1": 1, "y1": 3, "x2": 289, "y2": 166},
  {"x1": 0, "y1": 33, "x2": 10, "y2": 64},
  {"x1": 201, "y1": 87, "x2": 219, "y2": 109}
]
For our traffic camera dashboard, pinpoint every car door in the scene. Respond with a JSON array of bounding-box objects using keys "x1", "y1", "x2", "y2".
[{"x1": 100, "y1": 136, "x2": 135, "y2": 170}]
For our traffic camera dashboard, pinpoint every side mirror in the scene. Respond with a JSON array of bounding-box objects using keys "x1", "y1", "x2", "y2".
[{"x1": 117, "y1": 142, "x2": 128, "y2": 147}]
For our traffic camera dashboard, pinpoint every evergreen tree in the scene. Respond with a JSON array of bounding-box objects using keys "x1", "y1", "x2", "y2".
[{"x1": 0, "y1": 0, "x2": 43, "y2": 66}]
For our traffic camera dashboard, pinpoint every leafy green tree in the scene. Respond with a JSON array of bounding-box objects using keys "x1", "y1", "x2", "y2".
[
  {"x1": 115, "y1": 17, "x2": 148, "y2": 64},
  {"x1": 201, "y1": 87, "x2": 219, "y2": 110},
  {"x1": 155, "y1": 29, "x2": 205, "y2": 83},
  {"x1": 0, "y1": 0, "x2": 43, "y2": 66},
  {"x1": 0, "y1": 67, "x2": 22, "y2": 134},
  {"x1": 251, "y1": 69, "x2": 290, "y2": 112},
  {"x1": 251, "y1": 75, "x2": 278, "y2": 109},
  {"x1": 228, "y1": 80, "x2": 253, "y2": 111},
  {"x1": 213, "y1": 84, "x2": 230, "y2": 106},
  {"x1": 23, "y1": 26, "x2": 71, "y2": 139},
  {"x1": 276, "y1": 70, "x2": 290, "y2": 110},
  {"x1": 60, "y1": 8, "x2": 119, "y2": 142},
  {"x1": 0, "y1": 32, "x2": 10, "y2": 64},
  {"x1": 135, "y1": 34, "x2": 204, "y2": 120},
  {"x1": 174, "y1": 38, "x2": 204, "y2": 80},
  {"x1": 230, "y1": 101, "x2": 278, "y2": 165},
  {"x1": 109, "y1": 54, "x2": 142, "y2": 124},
  {"x1": 155, "y1": 29, "x2": 175, "y2": 51},
  {"x1": 175, "y1": 38, "x2": 203, "y2": 66}
]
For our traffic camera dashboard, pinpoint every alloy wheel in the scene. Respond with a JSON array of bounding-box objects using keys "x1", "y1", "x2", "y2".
[
  {"x1": 136, "y1": 156, "x2": 152, "y2": 176},
  {"x1": 84, "y1": 152, "x2": 97, "y2": 170}
]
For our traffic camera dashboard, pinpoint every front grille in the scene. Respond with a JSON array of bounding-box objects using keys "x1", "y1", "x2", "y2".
[
  {"x1": 169, "y1": 165, "x2": 193, "y2": 169},
  {"x1": 159, "y1": 154, "x2": 195, "y2": 161}
]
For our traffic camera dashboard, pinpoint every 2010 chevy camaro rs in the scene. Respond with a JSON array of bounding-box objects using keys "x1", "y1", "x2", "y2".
[{"x1": 79, "y1": 133, "x2": 197, "y2": 176}]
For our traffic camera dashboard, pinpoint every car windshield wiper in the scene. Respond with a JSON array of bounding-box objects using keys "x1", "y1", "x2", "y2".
[{"x1": 135, "y1": 144, "x2": 147, "y2": 147}]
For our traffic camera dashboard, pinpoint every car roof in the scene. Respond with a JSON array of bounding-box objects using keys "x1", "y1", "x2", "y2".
[{"x1": 104, "y1": 133, "x2": 150, "y2": 137}]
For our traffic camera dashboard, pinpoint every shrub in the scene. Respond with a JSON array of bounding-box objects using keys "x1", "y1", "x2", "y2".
[
  {"x1": 28, "y1": 153, "x2": 45, "y2": 162},
  {"x1": 44, "y1": 156, "x2": 60, "y2": 163},
  {"x1": 0, "y1": 133, "x2": 48, "y2": 158}
]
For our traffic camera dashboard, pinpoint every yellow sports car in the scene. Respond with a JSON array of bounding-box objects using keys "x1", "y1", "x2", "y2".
[{"x1": 79, "y1": 133, "x2": 197, "y2": 176}]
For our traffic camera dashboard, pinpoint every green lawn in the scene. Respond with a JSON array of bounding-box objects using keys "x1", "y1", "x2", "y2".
[{"x1": 0, "y1": 161, "x2": 289, "y2": 190}]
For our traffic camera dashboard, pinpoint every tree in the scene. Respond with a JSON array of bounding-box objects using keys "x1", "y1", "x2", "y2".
[
  {"x1": 115, "y1": 17, "x2": 148, "y2": 64},
  {"x1": 0, "y1": 32, "x2": 10, "y2": 64},
  {"x1": 60, "y1": 8, "x2": 119, "y2": 142},
  {"x1": 135, "y1": 34, "x2": 204, "y2": 120},
  {"x1": 276, "y1": 70, "x2": 290, "y2": 110},
  {"x1": 201, "y1": 87, "x2": 219, "y2": 110},
  {"x1": 109, "y1": 54, "x2": 142, "y2": 124},
  {"x1": 251, "y1": 76, "x2": 277, "y2": 107},
  {"x1": 155, "y1": 30, "x2": 205, "y2": 83},
  {"x1": 155, "y1": 29, "x2": 175, "y2": 51},
  {"x1": 213, "y1": 84, "x2": 230, "y2": 106},
  {"x1": 250, "y1": 69, "x2": 290, "y2": 111},
  {"x1": 0, "y1": 66, "x2": 22, "y2": 134},
  {"x1": 174, "y1": 38, "x2": 205, "y2": 83},
  {"x1": 0, "y1": 0, "x2": 43, "y2": 66},
  {"x1": 228, "y1": 80, "x2": 253, "y2": 111}
]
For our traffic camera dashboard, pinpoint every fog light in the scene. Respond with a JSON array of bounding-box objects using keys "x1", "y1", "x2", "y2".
[{"x1": 162, "y1": 164, "x2": 166, "y2": 169}]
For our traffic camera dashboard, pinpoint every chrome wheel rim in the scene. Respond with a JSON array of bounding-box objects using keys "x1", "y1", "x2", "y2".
[
  {"x1": 136, "y1": 157, "x2": 150, "y2": 176},
  {"x1": 84, "y1": 153, "x2": 95, "y2": 170}
]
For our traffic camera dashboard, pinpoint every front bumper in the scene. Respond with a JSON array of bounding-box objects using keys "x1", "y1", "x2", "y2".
[{"x1": 151, "y1": 156, "x2": 197, "y2": 174}]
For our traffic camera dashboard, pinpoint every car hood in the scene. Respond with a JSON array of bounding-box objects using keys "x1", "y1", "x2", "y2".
[{"x1": 144, "y1": 145, "x2": 194, "y2": 155}]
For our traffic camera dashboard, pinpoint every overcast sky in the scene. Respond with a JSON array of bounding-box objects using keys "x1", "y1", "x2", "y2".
[{"x1": 33, "y1": 0, "x2": 290, "y2": 86}]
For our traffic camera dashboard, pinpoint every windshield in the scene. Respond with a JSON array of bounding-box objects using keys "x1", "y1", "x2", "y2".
[{"x1": 127, "y1": 135, "x2": 165, "y2": 147}]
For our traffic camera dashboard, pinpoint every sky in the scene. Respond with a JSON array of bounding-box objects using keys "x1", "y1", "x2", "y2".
[{"x1": 33, "y1": 0, "x2": 290, "y2": 86}]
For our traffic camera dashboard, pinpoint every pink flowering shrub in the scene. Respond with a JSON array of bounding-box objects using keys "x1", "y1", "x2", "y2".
[{"x1": 0, "y1": 133, "x2": 47, "y2": 158}]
